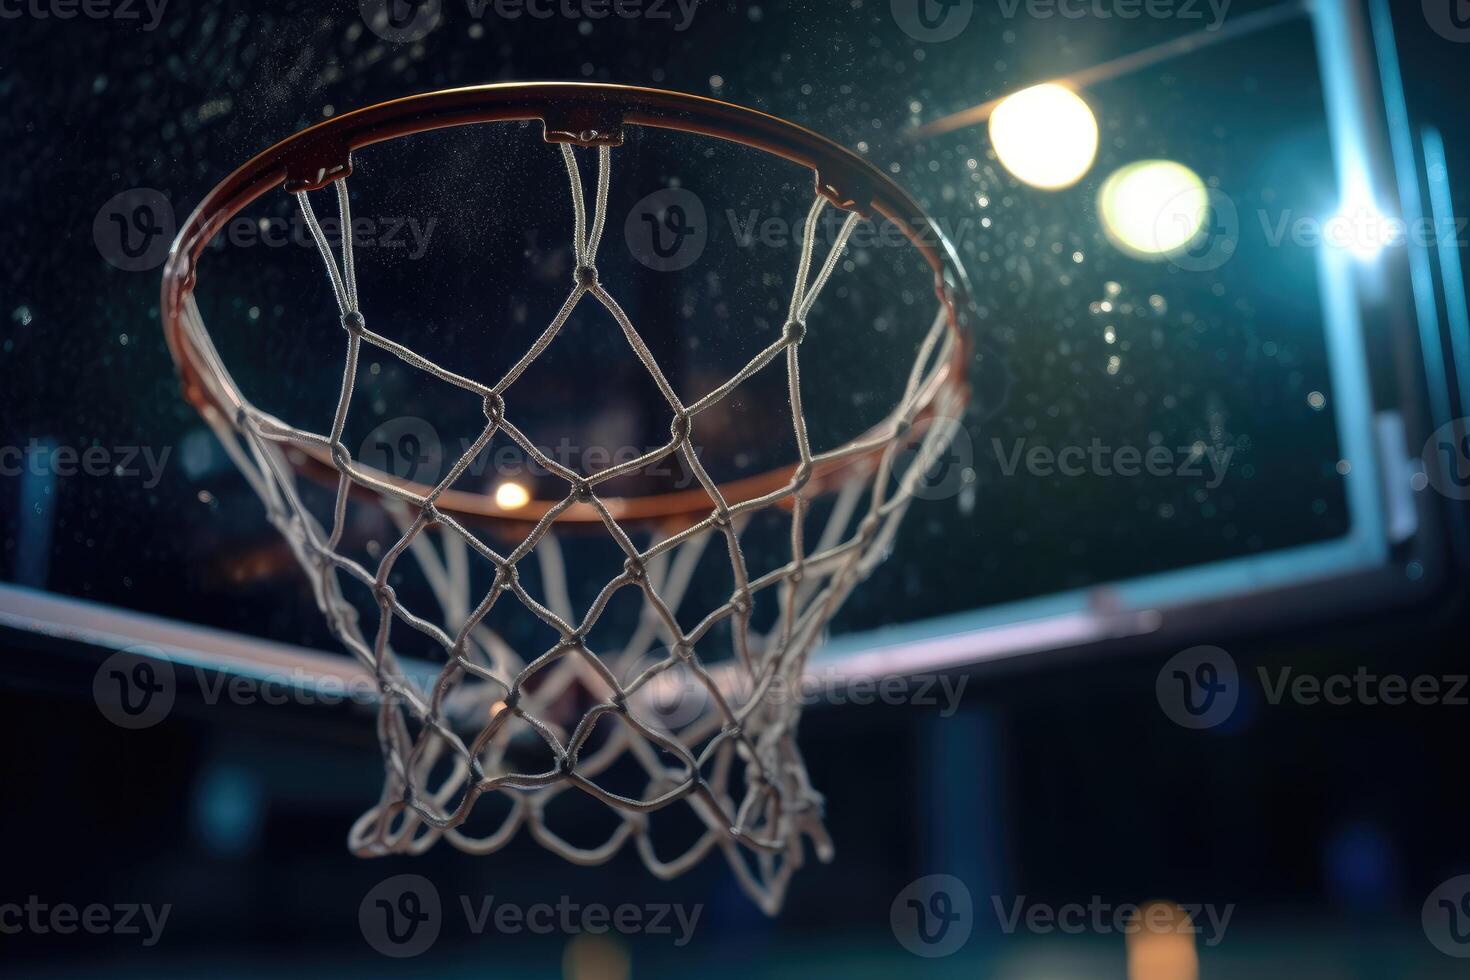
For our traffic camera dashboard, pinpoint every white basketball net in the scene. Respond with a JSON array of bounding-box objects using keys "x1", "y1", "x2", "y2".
[{"x1": 179, "y1": 138, "x2": 962, "y2": 914}]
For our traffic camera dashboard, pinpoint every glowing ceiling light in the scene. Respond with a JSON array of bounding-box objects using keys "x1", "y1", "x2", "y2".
[
  {"x1": 494, "y1": 481, "x2": 531, "y2": 511},
  {"x1": 988, "y1": 83, "x2": 1099, "y2": 190},
  {"x1": 1098, "y1": 160, "x2": 1210, "y2": 260}
]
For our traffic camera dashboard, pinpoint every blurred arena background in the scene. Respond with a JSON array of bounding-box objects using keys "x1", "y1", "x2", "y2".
[{"x1": 3, "y1": 0, "x2": 1470, "y2": 975}]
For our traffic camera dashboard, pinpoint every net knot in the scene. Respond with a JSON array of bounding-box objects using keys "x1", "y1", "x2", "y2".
[
  {"x1": 623, "y1": 556, "x2": 646, "y2": 582},
  {"x1": 791, "y1": 463, "x2": 813, "y2": 492},
  {"x1": 782, "y1": 319, "x2": 806, "y2": 344},
  {"x1": 673, "y1": 642, "x2": 694, "y2": 662},
  {"x1": 374, "y1": 583, "x2": 397, "y2": 606},
  {"x1": 730, "y1": 590, "x2": 752, "y2": 616},
  {"x1": 570, "y1": 478, "x2": 594, "y2": 503},
  {"x1": 858, "y1": 513, "x2": 882, "y2": 540},
  {"x1": 329, "y1": 441, "x2": 352, "y2": 471},
  {"x1": 573, "y1": 265, "x2": 599, "y2": 289},
  {"x1": 481, "y1": 392, "x2": 506, "y2": 424},
  {"x1": 341, "y1": 310, "x2": 366, "y2": 336},
  {"x1": 709, "y1": 507, "x2": 732, "y2": 529},
  {"x1": 669, "y1": 411, "x2": 691, "y2": 443}
]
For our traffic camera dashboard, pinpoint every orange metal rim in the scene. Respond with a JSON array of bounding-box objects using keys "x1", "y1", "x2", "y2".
[{"x1": 161, "y1": 82, "x2": 973, "y2": 531}]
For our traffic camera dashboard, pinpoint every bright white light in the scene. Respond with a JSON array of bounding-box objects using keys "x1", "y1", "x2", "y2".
[
  {"x1": 1098, "y1": 160, "x2": 1209, "y2": 260},
  {"x1": 1324, "y1": 197, "x2": 1401, "y2": 261},
  {"x1": 988, "y1": 84, "x2": 1099, "y2": 190},
  {"x1": 494, "y1": 481, "x2": 531, "y2": 510}
]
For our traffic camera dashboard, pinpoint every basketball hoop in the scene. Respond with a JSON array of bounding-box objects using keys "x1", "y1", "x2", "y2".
[{"x1": 161, "y1": 82, "x2": 971, "y2": 914}]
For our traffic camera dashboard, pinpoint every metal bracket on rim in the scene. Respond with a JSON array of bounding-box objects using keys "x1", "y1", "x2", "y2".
[
  {"x1": 283, "y1": 139, "x2": 354, "y2": 194},
  {"x1": 542, "y1": 107, "x2": 627, "y2": 147}
]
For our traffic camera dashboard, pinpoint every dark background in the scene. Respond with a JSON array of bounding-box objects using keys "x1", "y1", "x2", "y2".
[{"x1": 3, "y1": 0, "x2": 1470, "y2": 975}]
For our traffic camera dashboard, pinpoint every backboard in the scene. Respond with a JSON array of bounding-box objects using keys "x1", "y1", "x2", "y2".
[{"x1": 3, "y1": 0, "x2": 1466, "y2": 707}]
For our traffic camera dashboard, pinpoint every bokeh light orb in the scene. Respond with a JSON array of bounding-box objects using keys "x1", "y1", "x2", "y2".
[
  {"x1": 1098, "y1": 159, "x2": 1210, "y2": 260},
  {"x1": 988, "y1": 84, "x2": 1099, "y2": 190},
  {"x1": 494, "y1": 481, "x2": 531, "y2": 510}
]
